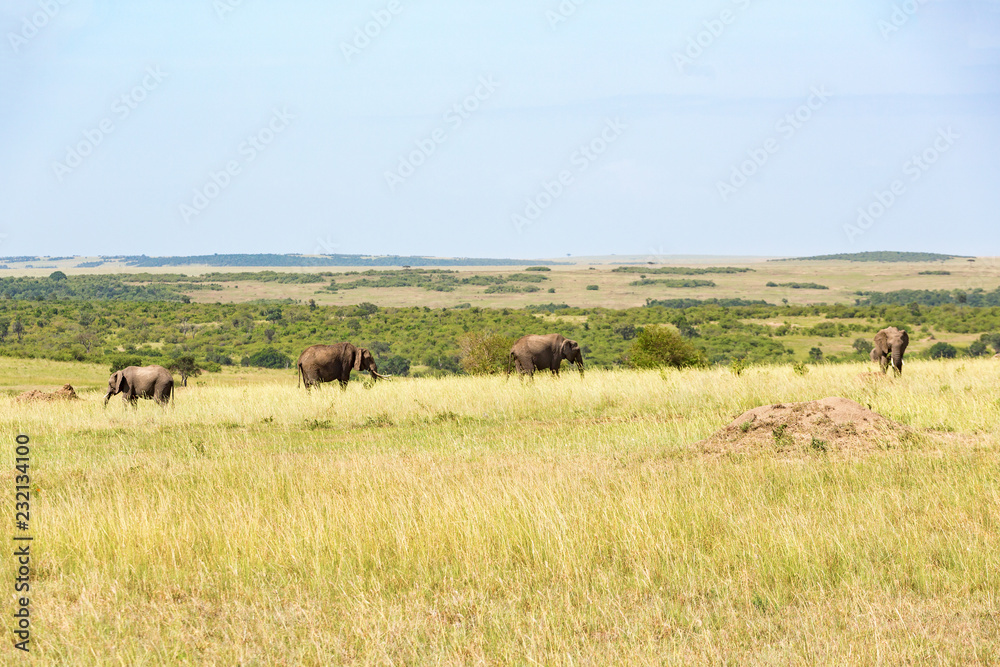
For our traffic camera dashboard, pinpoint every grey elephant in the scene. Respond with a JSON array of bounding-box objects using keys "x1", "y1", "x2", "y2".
[
  {"x1": 104, "y1": 365, "x2": 174, "y2": 406},
  {"x1": 297, "y1": 342, "x2": 389, "y2": 389},
  {"x1": 506, "y1": 334, "x2": 584, "y2": 378},
  {"x1": 871, "y1": 326, "x2": 909, "y2": 375}
]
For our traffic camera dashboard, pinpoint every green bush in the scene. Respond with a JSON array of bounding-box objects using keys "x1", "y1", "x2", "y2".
[
  {"x1": 246, "y1": 347, "x2": 292, "y2": 369},
  {"x1": 852, "y1": 338, "x2": 873, "y2": 356},
  {"x1": 928, "y1": 342, "x2": 958, "y2": 359},
  {"x1": 458, "y1": 331, "x2": 514, "y2": 375},
  {"x1": 966, "y1": 340, "x2": 990, "y2": 357},
  {"x1": 586, "y1": 285, "x2": 599, "y2": 291},
  {"x1": 108, "y1": 355, "x2": 143, "y2": 374},
  {"x1": 628, "y1": 326, "x2": 704, "y2": 369},
  {"x1": 380, "y1": 355, "x2": 411, "y2": 376}
]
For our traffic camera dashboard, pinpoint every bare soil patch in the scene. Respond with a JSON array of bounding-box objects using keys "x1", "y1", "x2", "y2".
[
  {"x1": 17, "y1": 383, "x2": 80, "y2": 402},
  {"x1": 698, "y1": 396, "x2": 921, "y2": 455}
]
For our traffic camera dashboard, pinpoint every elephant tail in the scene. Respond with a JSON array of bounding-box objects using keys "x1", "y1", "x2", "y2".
[
  {"x1": 506, "y1": 352, "x2": 514, "y2": 378},
  {"x1": 297, "y1": 362, "x2": 302, "y2": 388}
]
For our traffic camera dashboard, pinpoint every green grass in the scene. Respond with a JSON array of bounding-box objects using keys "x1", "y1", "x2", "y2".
[{"x1": 1, "y1": 357, "x2": 999, "y2": 663}]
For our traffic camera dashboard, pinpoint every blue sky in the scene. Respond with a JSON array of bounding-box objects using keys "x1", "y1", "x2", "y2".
[{"x1": 1, "y1": 0, "x2": 998, "y2": 258}]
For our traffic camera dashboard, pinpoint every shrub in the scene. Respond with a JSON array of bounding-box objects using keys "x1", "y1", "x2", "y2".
[
  {"x1": 246, "y1": 347, "x2": 292, "y2": 369},
  {"x1": 852, "y1": 338, "x2": 873, "y2": 356},
  {"x1": 928, "y1": 342, "x2": 958, "y2": 359},
  {"x1": 380, "y1": 355, "x2": 411, "y2": 376},
  {"x1": 628, "y1": 326, "x2": 704, "y2": 369},
  {"x1": 808, "y1": 347, "x2": 823, "y2": 362},
  {"x1": 980, "y1": 332, "x2": 1000, "y2": 354},
  {"x1": 966, "y1": 340, "x2": 990, "y2": 357},
  {"x1": 524, "y1": 266, "x2": 551, "y2": 271},
  {"x1": 586, "y1": 285, "x2": 599, "y2": 291},
  {"x1": 458, "y1": 331, "x2": 514, "y2": 375},
  {"x1": 109, "y1": 354, "x2": 143, "y2": 374}
]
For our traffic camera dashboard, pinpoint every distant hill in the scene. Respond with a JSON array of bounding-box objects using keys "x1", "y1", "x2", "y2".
[
  {"x1": 116, "y1": 254, "x2": 561, "y2": 268},
  {"x1": 771, "y1": 251, "x2": 968, "y2": 263}
]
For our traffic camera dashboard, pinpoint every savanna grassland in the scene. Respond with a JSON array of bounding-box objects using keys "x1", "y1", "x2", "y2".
[{"x1": 2, "y1": 356, "x2": 999, "y2": 664}]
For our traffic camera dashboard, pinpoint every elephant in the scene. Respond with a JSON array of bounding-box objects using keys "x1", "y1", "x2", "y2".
[
  {"x1": 506, "y1": 334, "x2": 584, "y2": 378},
  {"x1": 297, "y1": 342, "x2": 389, "y2": 389},
  {"x1": 104, "y1": 365, "x2": 174, "y2": 406},
  {"x1": 871, "y1": 326, "x2": 909, "y2": 375}
]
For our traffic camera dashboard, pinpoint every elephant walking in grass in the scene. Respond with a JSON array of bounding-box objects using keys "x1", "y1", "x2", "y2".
[
  {"x1": 297, "y1": 342, "x2": 389, "y2": 389},
  {"x1": 507, "y1": 334, "x2": 584, "y2": 378},
  {"x1": 871, "y1": 326, "x2": 909, "y2": 375},
  {"x1": 104, "y1": 365, "x2": 174, "y2": 407}
]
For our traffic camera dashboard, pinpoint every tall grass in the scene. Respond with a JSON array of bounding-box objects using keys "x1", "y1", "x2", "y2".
[{"x1": 1, "y1": 359, "x2": 998, "y2": 664}]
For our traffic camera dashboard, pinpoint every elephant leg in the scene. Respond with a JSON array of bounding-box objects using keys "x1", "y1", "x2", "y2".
[
  {"x1": 338, "y1": 379, "x2": 349, "y2": 390},
  {"x1": 880, "y1": 357, "x2": 889, "y2": 374}
]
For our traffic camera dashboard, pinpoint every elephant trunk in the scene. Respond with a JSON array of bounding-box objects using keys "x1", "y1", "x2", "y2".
[
  {"x1": 891, "y1": 347, "x2": 904, "y2": 374},
  {"x1": 103, "y1": 392, "x2": 112, "y2": 407}
]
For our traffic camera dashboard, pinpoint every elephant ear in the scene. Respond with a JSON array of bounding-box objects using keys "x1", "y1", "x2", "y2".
[
  {"x1": 353, "y1": 348, "x2": 365, "y2": 371},
  {"x1": 116, "y1": 372, "x2": 128, "y2": 394},
  {"x1": 873, "y1": 330, "x2": 888, "y2": 352},
  {"x1": 560, "y1": 339, "x2": 573, "y2": 359},
  {"x1": 899, "y1": 330, "x2": 909, "y2": 350}
]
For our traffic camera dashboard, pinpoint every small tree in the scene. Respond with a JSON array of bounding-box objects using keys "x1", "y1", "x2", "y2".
[
  {"x1": 852, "y1": 338, "x2": 873, "y2": 356},
  {"x1": 628, "y1": 326, "x2": 704, "y2": 369},
  {"x1": 247, "y1": 347, "x2": 292, "y2": 369},
  {"x1": 613, "y1": 324, "x2": 638, "y2": 341},
  {"x1": 980, "y1": 333, "x2": 1000, "y2": 354},
  {"x1": 808, "y1": 347, "x2": 824, "y2": 362},
  {"x1": 11, "y1": 319, "x2": 24, "y2": 343},
  {"x1": 929, "y1": 342, "x2": 958, "y2": 359},
  {"x1": 0, "y1": 317, "x2": 9, "y2": 342},
  {"x1": 109, "y1": 355, "x2": 143, "y2": 374},
  {"x1": 966, "y1": 340, "x2": 990, "y2": 358},
  {"x1": 381, "y1": 356, "x2": 411, "y2": 377},
  {"x1": 48, "y1": 270, "x2": 67, "y2": 281},
  {"x1": 169, "y1": 355, "x2": 203, "y2": 386},
  {"x1": 458, "y1": 331, "x2": 514, "y2": 375}
]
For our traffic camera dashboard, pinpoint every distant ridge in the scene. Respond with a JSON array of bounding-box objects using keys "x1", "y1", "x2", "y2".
[
  {"x1": 771, "y1": 251, "x2": 968, "y2": 263},
  {"x1": 110, "y1": 254, "x2": 563, "y2": 268}
]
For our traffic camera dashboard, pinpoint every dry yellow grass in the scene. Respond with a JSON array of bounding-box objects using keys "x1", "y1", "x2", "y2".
[{"x1": 1, "y1": 358, "x2": 998, "y2": 664}]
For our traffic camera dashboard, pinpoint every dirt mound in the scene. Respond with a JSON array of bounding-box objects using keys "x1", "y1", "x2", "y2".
[
  {"x1": 16, "y1": 384, "x2": 79, "y2": 402},
  {"x1": 698, "y1": 396, "x2": 918, "y2": 455}
]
